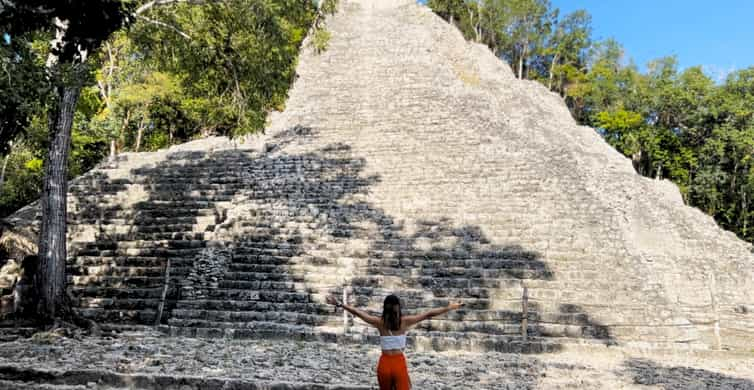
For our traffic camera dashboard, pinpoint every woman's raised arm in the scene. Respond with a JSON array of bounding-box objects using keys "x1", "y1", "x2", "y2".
[
  {"x1": 326, "y1": 295, "x2": 382, "y2": 327},
  {"x1": 402, "y1": 302, "x2": 465, "y2": 328}
]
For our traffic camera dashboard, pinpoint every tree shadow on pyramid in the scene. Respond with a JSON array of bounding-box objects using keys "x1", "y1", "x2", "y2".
[
  {"x1": 340, "y1": 214, "x2": 614, "y2": 351},
  {"x1": 262, "y1": 125, "x2": 613, "y2": 351},
  {"x1": 621, "y1": 358, "x2": 754, "y2": 389},
  {"x1": 59, "y1": 124, "x2": 613, "y2": 351}
]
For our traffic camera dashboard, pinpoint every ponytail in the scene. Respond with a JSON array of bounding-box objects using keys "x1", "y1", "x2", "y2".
[{"x1": 382, "y1": 294, "x2": 402, "y2": 331}]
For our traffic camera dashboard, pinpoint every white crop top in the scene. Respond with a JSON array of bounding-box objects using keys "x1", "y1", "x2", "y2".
[{"x1": 380, "y1": 330, "x2": 407, "y2": 350}]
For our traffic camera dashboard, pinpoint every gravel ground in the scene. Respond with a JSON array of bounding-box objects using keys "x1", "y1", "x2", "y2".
[{"x1": 0, "y1": 331, "x2": 752, "y2": 389}]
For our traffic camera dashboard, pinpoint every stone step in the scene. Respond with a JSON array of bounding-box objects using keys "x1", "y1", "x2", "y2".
[
  {"x1": 141, "y1": 194, "x2": 236, "y2": 203},
  {"x1": 67, "y1": 265, "x2": 166, "y2": 277},
  {"x1": 226, "y1": 262, "x2": 312, "y2": 273},
  {"x1": 72, "y1": 207, "x2": 219, "y2": 219},
  {"x1": 175, "y1": 299, "x2": 334, "y2": 314},
  {"x1": 170, "y1": 309, "x2": 336, "y2": 326},
  {"x1": 132, "y1": 200, "x2": 218, "y2": 210},
  {"x1": 413, "y1": 316, "x2": 605, "y2": 337},
  {"x1": 110, "y1": 232, "x2": 212, "y2": 241},
  {"x1": 68, "y1": 266, "x2": 189, "y2": 280},
  {"x1": 352, "y1": 296, "x2": 494, "y2": 310},
  {"x1": 361, "y1": 266, "x2": 551, "y2": 280},
  {"x1": 347, "y1": 286, "x2": 492, "y2": 300},
  {"x1": 71, "y1": 215, "x2": 216, "y2": 226},
  {"x1": 236, "y1": 221, "x2": 319, "y2": 229},
  {"x1": 161, "y1": 323, "x2": 572, "y2": 353},
  {"x1": 170, "y1": 308, "x2": 537, "y2": 336},
  {"x1": 70, "y1": 181, "x2": 252, "y2": 191},
  {"x1": 218, "y1": 275, "x2": 303, "y2": 287},
  {"x1": 68, "y1": 275, "x2": 177, "y2": 288},
  {"x1": 71, "y1": 239, "x2": 210, "y2": 251},
  {"x1": 70, "y1": 286, "x2": 164, "y2": 299},
  {"x1": 140, "y1": 187, "x2": 242, "y2": 195},
  {"x1": 203, "y1": 288, "x2": 314, "y2": 302},
  {"x1": 222, "y1": 271, "x2": 322, "y2": 282},
  {"x1": 77, "y1": 297, "x2": 161, "y2": 311},
  {"x1": 229, "y1": 252, "x2": 305, "y2": 262},
  {"x1": 99, "y1": 223, "x2": 198, "y2": 234},
  {"x1": 186, "y1": 280, "x2": 300, "y2": 292},
  {"x1": 98, "y1": 323, "x2": 159, "y2": 334},
  {"x1": 129, "y1": 169, "x2": 251, "y2": 178},
  {"x1": 71, "y1": 256, "x2": 194, "y2": 268},
  {"x1": 72, "y1": 190, "x2": 241, "y2": 202},
  {"x1": 72, "y1": 247, "x2": 203, "y2": 258},
  {"x1": 75, "y1": 307, "x2": 157, "y2": 323},
  {"x1": 165, "y1": 319, "x2": 332, "y2": 335},
  {"x1": 372, "y1": 258, "x2": 552, "y2": 269}
]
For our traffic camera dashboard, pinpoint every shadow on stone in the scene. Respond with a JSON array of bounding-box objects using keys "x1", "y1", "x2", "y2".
[{"x1": 622, "y1": 358, "x2": 754, "y2": 389}]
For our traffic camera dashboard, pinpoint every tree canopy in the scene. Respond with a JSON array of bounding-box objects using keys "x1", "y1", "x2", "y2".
[
  {"x1": 428, "y1": 0, "x2": 754, "y2": 244},
  {"x1": 0, "y1": 0, "x2": 320, "y2": 215}
]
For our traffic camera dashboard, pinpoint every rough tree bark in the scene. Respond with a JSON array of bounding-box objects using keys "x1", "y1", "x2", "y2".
[
  {"x1": 518, "y1": 45, "x2": 526, "y2": 79},
  {"x1": 0, "y1": 153, "x2": 9, "y2": 193},
  {"x1": 135, "y1": 113, "x2": 147, "y2": 152},
  {"x1": 548, "y1": 53, "x2": 559, "y2": 90},
  {"x1": 36, "y1": 73, "x2": 82, "y2": 323}
]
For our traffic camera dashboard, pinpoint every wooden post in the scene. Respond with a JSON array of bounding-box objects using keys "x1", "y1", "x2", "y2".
[
  {"x1": 342, "y1": 285, "x2": 348, "y2": 334},
  {"x1": 521, "y1": 285, "x2": 528, "y2": 341},
  {"x1": 155, "y1": 259, "x2": 171, "y2": 327}
]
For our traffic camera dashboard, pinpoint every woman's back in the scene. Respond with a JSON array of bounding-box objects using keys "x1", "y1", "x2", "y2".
[
  {"x1": 380, "y1": 323, "x2": 407, "y2": 351},
  {"x1": 325, "y1": 294, "x2": 463, "y2": 390}
]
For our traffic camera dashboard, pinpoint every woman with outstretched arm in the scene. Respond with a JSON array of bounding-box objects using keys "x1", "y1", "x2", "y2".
[{"x1": 326, "y1": 294, "x2": 464, "y2": 390}]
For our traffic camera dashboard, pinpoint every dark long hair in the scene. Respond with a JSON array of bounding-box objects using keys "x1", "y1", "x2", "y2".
[{"x1": 382, "y1": 294, "x2": 402, "y2": 331}]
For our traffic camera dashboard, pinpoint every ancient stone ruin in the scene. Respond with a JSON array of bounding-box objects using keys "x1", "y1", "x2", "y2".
[{"x1": 1, "y1": 0, "x2": 753, "y2": 359}]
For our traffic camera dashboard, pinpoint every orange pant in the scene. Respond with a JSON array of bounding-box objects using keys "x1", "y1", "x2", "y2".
[{"x1": 377, "y1": 353, "x2": 411, "y2": 390}]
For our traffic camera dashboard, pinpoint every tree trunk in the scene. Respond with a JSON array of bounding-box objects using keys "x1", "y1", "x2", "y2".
[
  {"x1": 36, "y1": 81, "x2": 81, "y2": 323},
  {"x1": 742, "y1": 191, "x2": 747, "y2": 237},
  {"x1": 548, "y1": 53, "x2": 559, "y2": 90},
  {"x1": 135, "y1": 115, "x2": 146, "y2": 152},
  {"x1": 115, "y1": 108, "x2": 131, "y2": 157},
  {"x1": 109, "y1": 139, "x2": 116, "y2": 162},
  {"x1": 518, "y1": 45, "x2": 526, "y2": 79},
  {"x1": 631, "y1": 151, "x2": 642, "y2": 174},
  {"x1": 467, "y1": 7, "x2": 481, "y2": 43},
  {"x1": 0, "y1": 154, "x2": 9, "y2": 193}
]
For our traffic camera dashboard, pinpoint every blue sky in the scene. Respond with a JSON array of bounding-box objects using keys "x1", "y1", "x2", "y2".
[
  {"x1": 550, "y1": 0, "x2": 754, "y2": 80},
  {"x1": 417, "y1": 1, "x2": 753, "y2": 81}
]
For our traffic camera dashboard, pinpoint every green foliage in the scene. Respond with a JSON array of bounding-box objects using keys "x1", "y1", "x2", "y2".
[
  {"x1": 0, "y1": 145, "x2": 45, "y2": 217},
  {"x1": 130, "y1": 0, "x2": 316, "y2": 138},
  {"x1": 428, "y1": 1, "x2": 754, "y2": 244},
  {"x1": 311, "y1": 0, "x2": 338, "y2": 54},
  {"x1": 318, "y1": 0, "x2": 340, "y2": 15},
  {"x1": 0, "y1": 30, "x2": 49, "y2": 154},
  {"x1": 312, "y1": 28, "x2": 332, "y2": 53},
  {"x1": 0, "y1": 0, "x2": 319, "y2": 218}
]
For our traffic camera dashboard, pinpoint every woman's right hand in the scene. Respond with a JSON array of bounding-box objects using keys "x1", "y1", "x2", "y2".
[{"x1": 326, "y1": 295, "x2": 341, "y2": 306}]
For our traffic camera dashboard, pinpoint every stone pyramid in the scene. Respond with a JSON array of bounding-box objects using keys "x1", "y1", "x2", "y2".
[{"x1": 3, "y1": 0, "x2": 752, "y2": 352}]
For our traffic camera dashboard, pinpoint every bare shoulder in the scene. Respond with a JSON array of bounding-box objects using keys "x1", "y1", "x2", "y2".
[{"x1": 401, "y1": 313, "x2": 424, "y2": 328}]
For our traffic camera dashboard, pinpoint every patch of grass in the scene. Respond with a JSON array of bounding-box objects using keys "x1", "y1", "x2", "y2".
[
  {"x1": 312, "y1": 28, "x2": 332, "y2": 54},
  {"x1": 452, "y1": 63, "x2": 480, "y2": 87}
]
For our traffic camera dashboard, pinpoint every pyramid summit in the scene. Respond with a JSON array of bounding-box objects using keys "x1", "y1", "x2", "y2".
[{"x1": 2, "y1": 0, "x2": 753, "y2": 353}]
